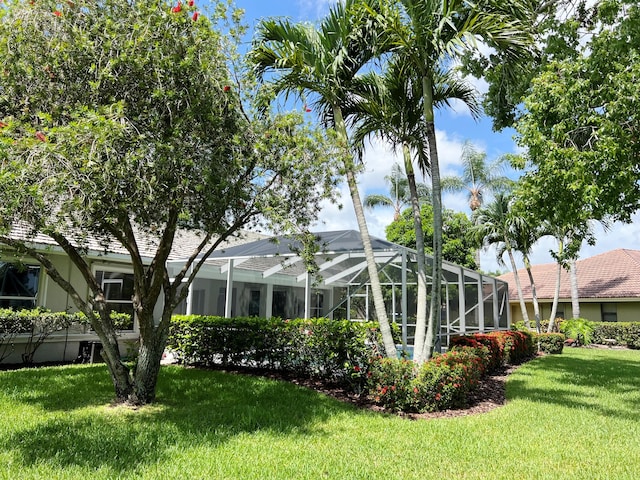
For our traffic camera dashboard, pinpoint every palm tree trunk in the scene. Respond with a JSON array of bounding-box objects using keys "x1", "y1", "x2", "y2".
[
  {"x1": 547, "y1": 239, "x2": 564, "y2": 333},
  {"x1": 523, "y1": 255, "x2": 541, "y2": 333},
  {"x1": 419, "y1": 75, "x2": 441, "y2": 362},
  {"x1": 402, "y1": 144, "x2": 427, "y2": 361},
  {"x1": 569, "y1": 258, "x2": 580, "y2": 318},
  {"x1": 507, "y1": 248, "x2": 530, "y2": 328},
  {"x1": 333, "y1": 106, "x2": 397, "y2": 358}
]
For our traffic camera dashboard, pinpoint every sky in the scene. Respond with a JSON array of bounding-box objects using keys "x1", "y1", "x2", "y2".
[{"x1": 231, "y1": 0, "x2": 640, "y2": 274}]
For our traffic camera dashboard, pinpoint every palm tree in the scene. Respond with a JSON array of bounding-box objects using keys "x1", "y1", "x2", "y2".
[
  {"x1": 380, "y1": 0, "x2": 534, "y2": 362},
  {"x1": 248, "y1": 0, "x2": 398, "y2": 357},
  {"x1": 443, "y1": 141, "x2": 512, "y2": 212},
  {"x1": 364, "y1": 163, "x2": 430, "y2": 221},
  {"x1": 473, "y1": 193, "x2": 531, "y2": 327},
  {"x1": 510, "y1": 218, "x2": 547, "y2": 333},
  {"x1": 348, "y1": 59, "x2": 479, "y2": 360}
]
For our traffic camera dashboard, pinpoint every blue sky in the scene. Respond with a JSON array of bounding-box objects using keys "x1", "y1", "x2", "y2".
[{"x1": 231, "y1": 0, "x2": 640, "y2": 273}]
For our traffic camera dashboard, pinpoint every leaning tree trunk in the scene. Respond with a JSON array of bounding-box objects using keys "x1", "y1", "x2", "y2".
[
  {"x1": 524, "y1": 255, "x2": 541, "y2": 333},
  {"x1": 507, "y1": 248, "x2": 530, "y2": 328},
  {"x1": 334, "y1": 106, "x2": 397, "y2": 358},
  {"x1": 403, "y1": 144, "x2": 428, "y2": 361},
  {"x1": 569, "y1": 258, "x2": 580, "y2": 318},
  {"x1": 419, "y1": 76, "x2": 442, "y2": 362}
]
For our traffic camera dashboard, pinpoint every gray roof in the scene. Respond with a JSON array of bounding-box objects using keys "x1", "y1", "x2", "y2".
[{"x1": 207, "y1": 230, "x2": 403, "y2": 260}]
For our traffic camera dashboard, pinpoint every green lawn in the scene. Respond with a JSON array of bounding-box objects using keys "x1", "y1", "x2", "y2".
[{"x1": 1, "y1": 348, "x2": 639, "y2": 479}]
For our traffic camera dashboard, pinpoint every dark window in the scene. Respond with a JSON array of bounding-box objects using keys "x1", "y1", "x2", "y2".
[
  {"x1": 601, "y1": 303, "x2": 617, "y2": 322},
  {"x1": 95, "y1": 270, "x2": 134, "y2": 330},
  {"x1": 0, "y1": 262, "x2": 40, "y2": 309}
]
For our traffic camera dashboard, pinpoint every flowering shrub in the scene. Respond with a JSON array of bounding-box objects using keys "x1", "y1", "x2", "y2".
[
  {"x1": 367, "y1": 346, "x2": 487, "y2": 413},
  {"x1": 451, "y1": 331, "x2": 535, "y2": 371}
]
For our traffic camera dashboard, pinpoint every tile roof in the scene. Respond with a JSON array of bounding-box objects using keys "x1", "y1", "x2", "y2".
[
  {"x1": 497, "y1": 249, "x2": 640, "y2": 300},
  {"x1": 5, "y1": 222, "x2": 266, "y2": 262}
]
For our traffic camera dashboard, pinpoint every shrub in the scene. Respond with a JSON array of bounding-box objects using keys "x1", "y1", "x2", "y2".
[
  {"x1": 167, "y1": 315, "x2": 392, "y2": 385},
  {"x1": 450, "y1": 331, "x2": 535, "y2": 372},
  {"x1": 592, "y1": 322, "x2": 640, "y2": 349},
  {"x1": 559, "y1": 318, "x2": 595, "y2": 346},
  {"x1": 534, "y1": 333, "x2": 565, "y2": 354}
]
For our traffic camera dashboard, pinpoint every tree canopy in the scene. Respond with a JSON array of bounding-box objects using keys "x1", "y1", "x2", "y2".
[
  {"x1": 385, "y1": 204, "x2": 479, "y2": 270},
  {"x1": 0, "y1": 0, "x2": 341, "y2": 404}
]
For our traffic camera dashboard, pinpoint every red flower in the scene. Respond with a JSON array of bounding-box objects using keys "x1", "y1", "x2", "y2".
[
  {"x1": 188, "y1": 0, "x2": 194, "y2": 5},
  {"x1": 304, "y1": 105, "x2": 312, "y2": 112},
  {"x1": 223, "y1": 85, "x2": 231, "y2": 92},
  {"x1": 413, "y1": 387, "x2": 419, "y2": 394},
  {"x1": 53, "y1": 10, "x2": 61, "y2": 16},
  {"x1": 192, "y1": 11, "x2": 199, "y2": 21},
  {"x1": 435, "y1": 393, "x2": 441, "y2": 401},
  {"x1": 171, "y1": 2, "x2": 181, "y2": 13},
  {"x1": 353, "y1": 365, "x2": 361, "y2": 372},
  {"x1": 35, "y1": 131, "x2": 47, "y2": 142}
]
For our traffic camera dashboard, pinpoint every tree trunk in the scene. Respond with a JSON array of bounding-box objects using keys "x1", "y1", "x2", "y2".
[
  {"x1": 403, "y1": 144, "x2": 428, "y2": 361},
  {"x1": 507, "y1": 248, "x2": 530, "y2": 328},
  {"x1": 547, "y1": 239, "x2": 564, "y2": 333},
  {"x1": 569, "y1": 258, "x2": 580, "y2": 318},
  {"x1": 523, "y1": 255, "x2": 541, "y2": 333},
  {"x1": 420, "y1": 75, "x2": 442, "y2": 362},
  {"x1": 334, "y1": 106, "x2": 397, "y2": 358},
  {"x1": 131, "y1": 313, "x2": 169, "y2": 405}
]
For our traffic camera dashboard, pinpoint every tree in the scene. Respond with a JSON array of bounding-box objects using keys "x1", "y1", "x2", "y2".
[
  {"x1": 442, "y1": 141, "x2": 511, "y2": 212},
  {"x1": 442, "y1": 140, "x2": 512, "y2": 268},
  {"x1": 386, "y1": 204, "x2": 479, "y2": 269},
  {"x1": 348, "y1": 59, "x2": 477, "y2": 362},
  {"x1": 473, "y1": 194, "x2": 531, "y2": 327},
  {"x1": 364, "y1": 163, "x2": 430, "y2": 221},
  {"x1": 378, "y1": 0, "x2": 534, "y2": 362},
  {"x1": 248, "y1": 0, "x2": 399, "y2": 358},
  {"x1": 0, "y1": 0, "x2": 340, "y2": 404}
]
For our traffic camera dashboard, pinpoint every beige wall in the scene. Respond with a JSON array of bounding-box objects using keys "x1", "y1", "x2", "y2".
[{"x1": 510, "y1": 300, "x2": 640, "y2": 323}]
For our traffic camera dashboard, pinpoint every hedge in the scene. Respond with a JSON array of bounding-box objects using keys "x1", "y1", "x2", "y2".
[
  {"x1": 167, "y1": 315, "x2": 394, "y2": 386},
  {"x1": 534, "y1": 333, "x2": 565, "y2": 354},
  {"x1": 591, "y1": 322, "x2": 640, "y2": 349},
  {"x1": 450, "y1": 330, "x2": 535, "y2": 372}
]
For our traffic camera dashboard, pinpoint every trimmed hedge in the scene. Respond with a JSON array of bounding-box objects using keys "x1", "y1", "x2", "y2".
[
  {"x1": 450, "y1": 330, "x2": 535, "y2": 371},
  {"x1": 534, "y1": 333, "x2": 565, "y2": 354},
  {"x1": 592, "y1": 322, "x2": 640, "y2": 349},
  {"x1": 167, "y1": 315, "x2": 393, "y2": 385}
]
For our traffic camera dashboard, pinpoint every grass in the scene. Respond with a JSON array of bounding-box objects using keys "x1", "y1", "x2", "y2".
[{"x1": 1, "y1": 348, "x2": 639, "y2": 479}]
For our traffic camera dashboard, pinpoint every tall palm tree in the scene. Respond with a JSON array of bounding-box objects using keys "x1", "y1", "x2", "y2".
[
  {"x1": 248, "y1": 0, "x2": 398, "y2": 357},
  {"x1": 510, "y1": 218, "x2": 547, "y2": 332},
  {"x1": 380, "y1": 0, "x2": 534, "y2": 362},
  {"x1": 364, "y1": 163, "x2": 431, "y2": 221},
  {"x1": 473, "y1": 193, "x2": 531, "y2": 327},
  {"x1": 442, "y1": 141, "x2": 512, "y2": 212},
  {"x1": 348, "y1": 59, "x2": 479, "y2": 360}
]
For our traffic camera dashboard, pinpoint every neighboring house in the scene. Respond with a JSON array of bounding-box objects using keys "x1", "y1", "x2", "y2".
[
  {"x1": 1, "y1": 226, "x2": 510, "y2": 364},
  {"x1": 498, "y1": 249, "x2": 640, "y2": 323}
]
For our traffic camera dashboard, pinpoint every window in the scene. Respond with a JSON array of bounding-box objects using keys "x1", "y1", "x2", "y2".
[
  {"x1": 0, "y1": 262, "x2": 40, "y2": 309},
  {"x1": 601, "y1": 303, "x2": 617, "y2": 322},
  {"x1": 311, "y1": 292, "x2": 324, "y2": 318},
  {"x1": 95, "y1": 270, "x2": 134, "y2": 330}
]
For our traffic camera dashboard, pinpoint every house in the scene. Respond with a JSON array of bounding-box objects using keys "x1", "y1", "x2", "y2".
[
  {"x1": 1, "y1": 226, "x2": 510, "y2": 364},
  {"x1": 498, "y1": 249, "x2": 640, "y2": 323}
]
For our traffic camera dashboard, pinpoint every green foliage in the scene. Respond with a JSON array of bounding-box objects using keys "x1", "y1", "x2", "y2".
[
  {"x1": 592, "y1": 322, "x2": 640, "y2": 349},
  {"x1": 534, "y1": 333, "x2": 565, "y2": 354},
  {"x1": 385, "y1": 203, "x2": 479, "y2": 269},
  {"x1": 559, "y1": 318, "x2": 595, "y2": 346},
  {"x1": 0, "y1": 308, "x2": 85, "y2": 363},
  {"x1": 367, "y1": 345, "x2": 489, "y2": 413},
  {"x1": 450, "y1": 330, "x2": 535, "y2": 371},
  {"x1": 167, "y1": 315, "x2": 389, "y2": 384}
]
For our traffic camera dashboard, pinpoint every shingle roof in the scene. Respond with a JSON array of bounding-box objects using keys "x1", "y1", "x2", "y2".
[
  {"x1": 497, "y1": 249, "x2": 640, "y2": 300},
  {"x1": 5, "y1": 222, "x2": 266, "y2": 262}
]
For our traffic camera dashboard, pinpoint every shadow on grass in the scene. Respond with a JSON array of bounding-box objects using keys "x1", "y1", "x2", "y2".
[
  {"x1": 507, "y1": 349, "x2": 640, "y2": 420},
  {"x1": 1, "y1": 364, "x2": 360, "y2": 476}
]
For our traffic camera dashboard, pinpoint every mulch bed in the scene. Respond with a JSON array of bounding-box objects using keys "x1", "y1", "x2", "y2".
[{"x1": 204, "y1": 363, "x2": 521, "y2": 420}]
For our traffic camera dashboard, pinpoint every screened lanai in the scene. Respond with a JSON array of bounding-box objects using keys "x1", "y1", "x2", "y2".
[{"x1": 167, "y1": 230, "x2": 510, "y2": 349}]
